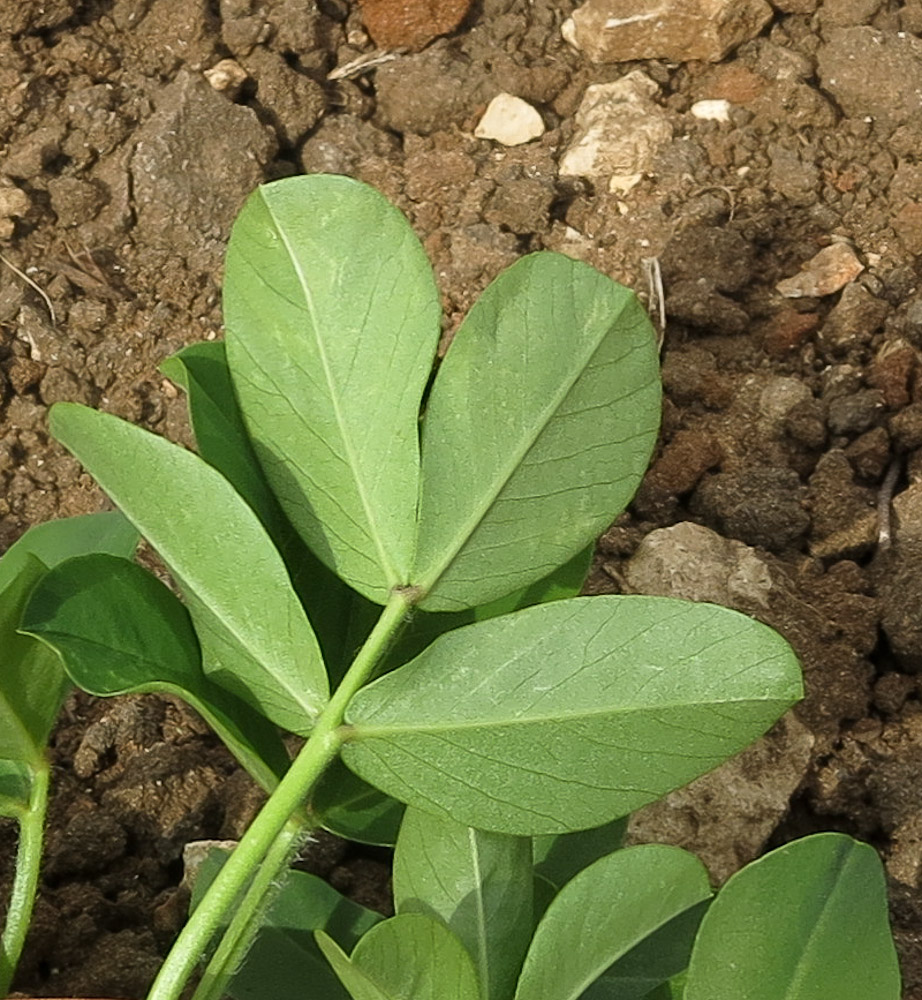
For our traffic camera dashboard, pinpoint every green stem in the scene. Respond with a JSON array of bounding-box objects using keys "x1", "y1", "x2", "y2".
[
  {"x1": 146, "y1": 591, "x2": 412, "y2": 1000},
  {"x1": 0, "y1": 758, "x2": 50, "y2": 996},
  {"x1": 190, "y1": 819, "x2": 305, "y2": 1000}
]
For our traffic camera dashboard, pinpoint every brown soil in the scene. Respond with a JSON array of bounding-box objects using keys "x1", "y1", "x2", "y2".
[{"x1": 3, "y1": 0, "x2": 922, "y2": 996}]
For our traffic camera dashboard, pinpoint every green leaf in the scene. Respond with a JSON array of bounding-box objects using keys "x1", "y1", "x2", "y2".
[
  {"x1": 160, "y1": 341, "x2": 287, "y2": 538},
  {"x1": 394, "y1": 806, "x2": 532, "y2": 1000},
  {"x1": 580, "y1": 900, "x2": 708, "y2": 1000},
  {"x1": 684, "y1": 833, "x2": 901, "y2": 1000},
  {"x1": 317, "y1": 913, "x2": 482, "y2": 1000},
  {"x1": 49, "y1": 402, "x2": 327, "y2": 735},
  {"x1": 412, "y1": 253, "x2": 661, "y2": 611},
  {"x1": 342, "y1": 596, "x2": 802, "y2": 835},
  {"x1": 311, "y1": 758, "x2": 405, "y2": 846},
  {"x1": 472, "y1": 544, "x2": 593, "y2": 622},
  {"x1": 20, "y1": 554, "x2": 290, "y2": 794},
  {"x1": 223, "y1": 175, "x2": 441, "y2": 603},
  {"x1": 0, "y1": 557, "x2": 69, "y2": 768},
  {"x1": 0, "y1": 510, "x2": 137, "y2": 593},
  {"x1": 533, "y1": 816, "x2": 628, "y2": 889},
  {"x1": 162, "y1": 339, "x2": 379, "y2": 681},
  {"x1": 515, "y1": 845, "x2": 711, "y2": 1000}
]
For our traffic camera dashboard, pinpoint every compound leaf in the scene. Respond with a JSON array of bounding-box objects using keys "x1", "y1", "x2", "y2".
[
  {"x1": 342, "y1": 596, "x2": 802, "y2": 835},
  {"x1": 515, "y1": 845, "x2": 711, "y2": 1000},
  {"x1": 21, "y1": 554, "x2": 290, "y2": 794},
  {"x1": 684, "y1": 833, "x2": 901, "y2": 1000},
  {"x1": 394, "y1": 806, "x2": 532, "y2": 1000},
  {"x1": 50, "y1": 403, "x2": 327, "y2": 735},
  {"x1": 224, "y1": 175, "x2": 440, "y2": 604},
  {"x1": 412, "y1": 253, "x2": 660, "y2": 611}
]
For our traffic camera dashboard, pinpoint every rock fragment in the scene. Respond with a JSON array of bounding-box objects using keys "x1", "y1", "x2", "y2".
[
  {"x1": 776, "y1": 243, "x2": 864, "y2": 298},
  {"x1": 558, "y1": 71, "x2": 672, "y2": 193},
  {"x1": 358, "y1": 0, "x2": 472, "y2": 51},
  {"x1": 818, "y1": 27, "x2": 922, "y2": 124},
  {"x1": 563, "y1": 0, "x2": 773, "y2": 64},
  {"x1": 474, "y1": 94, "x2": 545, "y2": 146}
]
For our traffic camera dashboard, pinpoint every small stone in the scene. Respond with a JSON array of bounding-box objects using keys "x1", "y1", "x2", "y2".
[
  {"x1": 869, "y1": 342, "x2": 916, "y2": 410},
  {"x1": 1, "y1": 125, "x2": 65, "y2": 179},
  {"x1": 474, "y1": 93, "x2": 545, "y2": 146},
  {"x1": 818, "y1": 283, "x2": 888, "y2": 355},
  {"x1": 827, "y1": 389, "x2": 885, "y2": 436},
  {"x1": 690, "y1": 98, "x2": 731, "y2": 122},
  {"x1": 559, "y1": 72, "x2": 672, "y2": 190},
  {"x1": 890, "y1": 403, "x2": 922, "y2": 452},
  {"x1": 358, "y1": 0, "x2": 472, "y2": 51},
  {"x1": 776, "y1": 243, "x2": 864, "y2": 298},
  {"x1": 691, "y1": 467, "x2": 810, "y2": 551},
  {"x1": 844, "y1": 426, "x2": 891, "y2": 481},
  {"x1": 204, "y1": 58, "x2": 249, "y2": 99},
  {"x1": 761, "y1": 308, "x2": 820, "y2": 357},
  {"x1": 633, "y1": 429, "x2": 722, "y2": 519},
  {"x1": 893, "y1": 201, "x2": 922, "y2": 255},
  {"x1": 784, "y1": 398, "x2": 828, "y2": 449},
  {"x1": 0, "y1": 182, "x2": 30, "y2": 219},
  {"x1": 563, "y1": 0, "x2": 773, "y2": 64}
]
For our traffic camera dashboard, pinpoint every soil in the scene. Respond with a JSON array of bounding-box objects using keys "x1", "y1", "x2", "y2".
[{"x1": 4, "y1": 0, "x2": 922, "y2": 996}]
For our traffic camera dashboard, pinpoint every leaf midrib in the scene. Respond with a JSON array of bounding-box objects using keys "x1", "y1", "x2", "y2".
[{"x1": 349, "y1": 694, "x2": 790, "y2": 736}]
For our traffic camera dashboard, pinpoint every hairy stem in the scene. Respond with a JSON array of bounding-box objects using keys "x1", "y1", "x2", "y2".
[
  {"x1": 190, "y1": 819, "x2": 306, "y2": 1000},
  {"x1": 146, "y1": 590, "x2": 412, "y2": 1000},
  {"x1": 0, "y1": 758, "x2": 50, "y2": 996}
]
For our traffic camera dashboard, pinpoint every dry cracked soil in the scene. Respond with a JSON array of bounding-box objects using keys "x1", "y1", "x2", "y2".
[{"x1": 5, "y1": 0, "x2": 922, "y2": 996}]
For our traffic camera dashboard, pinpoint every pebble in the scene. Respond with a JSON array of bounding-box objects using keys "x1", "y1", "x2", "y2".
[
  {"x1": 690, "y1": 99, "x2": 731, "y2": 122},
  {"x1": 776, "y1": 242, "x2": 864, "y2": 298},
  {"x1": 204, "y1": 58, "x2": 249, "y2": 99},
  {"x1": 357, "y1": 0, "x2": 472, "y2": 51},
  {"x1": 474, "y1": 93, "x2": 545, "y2": 146},
  {"x1": 562, "y1": 0, "x2": 773, "y2": 63},
  {"x1": 558, "y1": 71, "x2": 672, "y2": 192}
]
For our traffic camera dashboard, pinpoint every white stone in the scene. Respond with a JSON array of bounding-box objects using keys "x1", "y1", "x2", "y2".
[
  {"x1": 204, "y1": 59, "x2": 249, "y2": 99},
  {"x1": 474, "y1": 93, "x2": 545, "y2": 146},
  {"x1": 691, "y1": 98, "x2": 732, "y2": 122},
  {"x1": 565, "y1": 0, "x2": 773, "y2": 63},
  {"x1": 559, "y1": 71, "x2": 672, "y2": 189},
  {"x1": 776, "y1": 242, "x2": 864, "y2": 298}
]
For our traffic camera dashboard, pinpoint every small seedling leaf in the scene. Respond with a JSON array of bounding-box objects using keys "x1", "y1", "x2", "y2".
[
  {"x1": 317, "y1": 913, "x2": 481, "y2": 1000},
  {"x1": 515, "y1": 845, "x2": 710, "y2": 1000},
  {"x1": 412, "y1": 253, "x2": 660, "y2": 611},
  {"x1": 49, "y1": 403, "x2": 328, "y2": 735},
  {"x1": 683, "y1": 832, "x2": 901, "y2": 1000},
  {"x1": 224, "y1": 175, "x2": 441, "y2": 603},
  {"x1": 394, "y1": 806, "x2": 533, "y2": 1000},
  {"x1": 0, "y1": 557, "x2": 69, "y2": 768},
  {"x1": 21, "y1": 554, "x2": 290, "y2": 793},
  {"x1": 342, "y1": 596, "x2": 802, "y2": 834}
]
